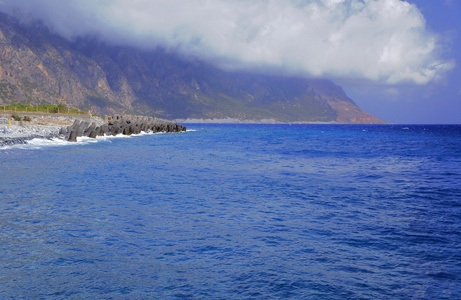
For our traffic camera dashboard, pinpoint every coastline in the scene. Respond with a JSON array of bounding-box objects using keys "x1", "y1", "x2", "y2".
[
  {"x1": 172, "y1": 117, "x2": 379, "y2": 124},
  {"x1": 0, "y1": 113, "x2": 186, "y2": 148},
  {"x1": 0, "y1": 125, "x2": 63, "y2": 147},
  {"x1": 0, "y1": 113, "x2": 104, "y2": 147},
  {"x1": 174, "y1": 117, "x2": 341, "y2": 124}
]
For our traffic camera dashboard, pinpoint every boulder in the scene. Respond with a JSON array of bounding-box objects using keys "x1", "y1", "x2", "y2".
[{"x1": 68, "y1": 130, "x2": 77, "y2": 142}]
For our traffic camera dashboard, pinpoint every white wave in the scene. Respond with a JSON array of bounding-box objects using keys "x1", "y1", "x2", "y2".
[
  {"x1": 1, "y1": 137, "x2": 72, "y2": 151},
  {"x1": 1, "y1": 129, "x2": 189, "y2": 151},
  {"x1": 0, "y1": 136, "x2": 105, "y2": 151}
]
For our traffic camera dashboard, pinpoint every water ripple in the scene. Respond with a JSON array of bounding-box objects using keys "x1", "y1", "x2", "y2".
[{"x1": 0, "y1": 124, "x2": 460, "y2": 298}]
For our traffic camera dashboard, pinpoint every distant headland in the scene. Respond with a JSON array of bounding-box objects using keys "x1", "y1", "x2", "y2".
[{"x1": 0, "y1": 13, "x2": 384, "y2": 124}]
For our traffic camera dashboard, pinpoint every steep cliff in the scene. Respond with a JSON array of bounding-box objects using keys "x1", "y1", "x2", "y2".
[{"x1": 0, "y1": 13, "x2": 384, "y2": 123}]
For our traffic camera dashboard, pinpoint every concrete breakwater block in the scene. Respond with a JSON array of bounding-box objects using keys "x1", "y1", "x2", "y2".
[{"x1": 62, "y1": 115, "x2": 186, "y2": 142}]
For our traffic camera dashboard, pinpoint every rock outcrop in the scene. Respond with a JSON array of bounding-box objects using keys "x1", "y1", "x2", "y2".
[{"x1": 62, "y1": 115, "x2": 186, "y2": 142}]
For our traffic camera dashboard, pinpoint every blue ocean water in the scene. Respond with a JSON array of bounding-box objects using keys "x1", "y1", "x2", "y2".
[{"x1": 0, "y1": 124, "x2": 460, "y2": 299}]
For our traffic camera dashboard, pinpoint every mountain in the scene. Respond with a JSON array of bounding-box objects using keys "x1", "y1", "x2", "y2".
[{"x1": 0, "y1": 13, "x2": 384, "y2": 123}]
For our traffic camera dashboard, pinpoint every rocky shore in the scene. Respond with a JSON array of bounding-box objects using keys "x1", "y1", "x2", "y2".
[
  {"x1": 0, "y1": 125, "x2": 63, "y2": 147},
  {"x1": 62, "y1": 115, "x2": 186, "y2": 142},
  {"x1": 0, "y1": 114, "x2": 186, "y2": 147}
]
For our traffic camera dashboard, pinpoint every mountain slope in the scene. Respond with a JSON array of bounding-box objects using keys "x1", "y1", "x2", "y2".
[{"x1": 0, "y1": 13, "x2": 384, "y2": 123}]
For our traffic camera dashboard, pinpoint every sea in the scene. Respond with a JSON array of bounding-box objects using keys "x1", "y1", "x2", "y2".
[{"x1": 0, "y1": 123, "x2": 460, "y2": 299}]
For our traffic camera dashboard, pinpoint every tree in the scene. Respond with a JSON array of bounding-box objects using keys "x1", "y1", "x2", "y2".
[{"x1": 57, "y1": 103, "x2": 67, "y2": 113}]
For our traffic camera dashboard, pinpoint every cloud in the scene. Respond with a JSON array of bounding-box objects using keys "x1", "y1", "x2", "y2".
[{"x1": 0, "y1": 0, "x2": 454, "y2": 84}]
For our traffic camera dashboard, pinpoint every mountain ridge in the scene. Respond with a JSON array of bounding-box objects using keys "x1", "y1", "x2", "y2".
[{"x1": 0, "y1": 13, "x2": 384, "y2": 123}]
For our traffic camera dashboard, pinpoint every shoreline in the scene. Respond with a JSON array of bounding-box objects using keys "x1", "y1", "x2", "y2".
[
  {"x1": 173, "y1": 117, "x2": 389, "y2": 124},
  {"x1": 0, "y1": 114, "x2": 186, "y2": 148},
  {"x1": 0, "y1": 125, "x2": 63, "y2": 147},
  {"x1": 174, "y1": 118, "x2": 343, "y2": 124},
  {"x1": 0, "y1": 113, "x2": 103, "y2": 147}
]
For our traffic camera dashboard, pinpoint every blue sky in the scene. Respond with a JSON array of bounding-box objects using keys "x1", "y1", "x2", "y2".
[{"x1": 0, "y1": 0, "x2": 459, "y2": 123}]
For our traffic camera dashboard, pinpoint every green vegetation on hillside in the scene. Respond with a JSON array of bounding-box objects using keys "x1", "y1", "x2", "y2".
[
  {"x1": 0, "y1": 82, "x2": 17, "y2": 100},
  {"x1": 1, "y1": 103, "x2": 88, "y2": 115}
]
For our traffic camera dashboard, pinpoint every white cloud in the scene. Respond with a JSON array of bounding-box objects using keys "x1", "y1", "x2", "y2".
[{"x1": 0, "y1": 0, "x2": 454, "y2": 84}]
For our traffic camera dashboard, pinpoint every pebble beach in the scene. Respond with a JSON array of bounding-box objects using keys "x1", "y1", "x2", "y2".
[
  {"x1": 0, "y1": 125, "x2": 62, "y2": 147},
  {"x1": 0, "y1": 114, "x2": 102, "y2": 147}
]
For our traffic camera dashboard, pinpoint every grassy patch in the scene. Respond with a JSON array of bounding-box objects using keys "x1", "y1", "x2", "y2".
[{"x1": 1, "y1": 103, "x2": 87, "y2": 114}]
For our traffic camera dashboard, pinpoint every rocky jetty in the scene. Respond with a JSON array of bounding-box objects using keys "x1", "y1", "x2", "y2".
[
  {"x1": 0, "y1": 114, "x2": 186, "y2": 147},
  {"x1": 61, "y1": 115, "x2": 186, "y2": 142}
]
